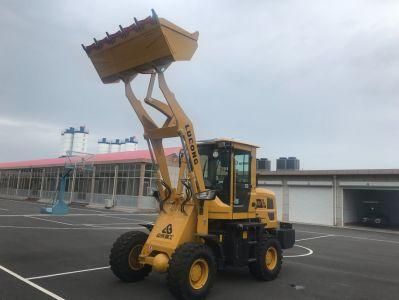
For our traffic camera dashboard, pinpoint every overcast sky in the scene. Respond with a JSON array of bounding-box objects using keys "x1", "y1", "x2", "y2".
[{"x1": 1, "y1": 0, "x2": 398, "y2": 169}]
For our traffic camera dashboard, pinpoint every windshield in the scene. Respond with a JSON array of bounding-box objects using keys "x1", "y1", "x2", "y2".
[{"x1": 198, "y1": 144, "x2": 230, "y2": 204}]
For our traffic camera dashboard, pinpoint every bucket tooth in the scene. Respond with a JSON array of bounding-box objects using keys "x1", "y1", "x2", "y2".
[
  {"x1": 83, "y1": 11, "x2": 199, "y2": 84},
  {"x1": 151, "y1": 9, "x2": 159, "y2": 22},
  {"x1": 134, "y1": 17, "x2": 141, "y2": 29}
]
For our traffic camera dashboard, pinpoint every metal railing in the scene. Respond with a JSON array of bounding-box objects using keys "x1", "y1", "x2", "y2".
[
  {"x1": 91, "y1": 193, "x2": 157, "y2": 210},
  {"x1": 0, "y1": 189, "x2": 157, "y2": 212}
]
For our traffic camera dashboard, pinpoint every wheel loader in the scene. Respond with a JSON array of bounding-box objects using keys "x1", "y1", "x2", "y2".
[{"x1": 83, "y1": 10, "x2": 295, "y2": 299}]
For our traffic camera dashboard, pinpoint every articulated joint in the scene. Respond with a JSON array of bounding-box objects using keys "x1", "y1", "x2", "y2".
[{"x1": 152, "y1": 253, "x2": 169, "y2": 273}]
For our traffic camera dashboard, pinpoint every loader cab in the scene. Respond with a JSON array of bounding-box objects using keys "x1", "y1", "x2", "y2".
[{"x1": 198, "y1": 139, "x2": 257, "y2": 212}]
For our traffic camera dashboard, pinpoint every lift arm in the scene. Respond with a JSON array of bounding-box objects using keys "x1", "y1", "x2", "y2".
[
  {"x1": 83, "y1": 11, "x2": 211, "y2": 233},
  {"x1": 124, "y1": 72, "x2": 205, "y2": 195}
]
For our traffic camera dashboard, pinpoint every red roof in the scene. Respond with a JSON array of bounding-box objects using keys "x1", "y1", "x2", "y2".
[{"x1": 0, "y1": 147, "x2": 180, "y2": 169}]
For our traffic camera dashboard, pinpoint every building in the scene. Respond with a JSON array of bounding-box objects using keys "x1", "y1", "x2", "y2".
[
  {"x1": 256, "y1": 158, "x2": 271, "y2": 171},
  {"x1": 60, "y1": 126, "x2": 89, "y2": 157},
  {"x1": 2, "y1": 150, "x2": 399, "y2": 228},
  {"x1": 0, "y1": 148, "x2": 179, "y2": 211},
  {"x1": 276, "y1": 157, "x2": 300, "y2": 170},
  {"x1": 97, "y1": 138, "x2": 110, "y2": 154},
  {"x1": 286, "y1": 157, "x2": 300, "y2": 170},
  {"x1": 276, "y1": 157, "x2": 287, "y2": 170},
  {"x1": 258, "y1": 169, "x2": 399, "y2": 228},
  {"x1": 97, "y1": 137, "x2": 138, "y2": 154}
]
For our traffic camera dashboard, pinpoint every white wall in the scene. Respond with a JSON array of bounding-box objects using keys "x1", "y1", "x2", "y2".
[{"x1": 289, "y1": 186, "x2": 334, "y2": 225}]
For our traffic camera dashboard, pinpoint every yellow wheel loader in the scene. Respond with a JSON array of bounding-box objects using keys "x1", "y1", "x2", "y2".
[{"x1": 83, "y1": 10, "x2": 295, "y2": 299}]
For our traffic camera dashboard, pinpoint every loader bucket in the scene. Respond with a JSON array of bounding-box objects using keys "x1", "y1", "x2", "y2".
[{"x1": 83, "y1": 10, "x2": 199, "y2": 83}]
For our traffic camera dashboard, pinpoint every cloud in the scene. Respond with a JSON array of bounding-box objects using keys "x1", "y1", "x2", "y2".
[
  {"x1": 0, "y1": 116, "x2": 61, "y2": 160},
  {"x1": 1, "y1": 0, "x2": 399, "y2": 169}
]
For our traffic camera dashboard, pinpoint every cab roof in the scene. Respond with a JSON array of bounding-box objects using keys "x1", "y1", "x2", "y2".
[{"x1": 198, "y1": 138, "x2": 259, "y2": 148}]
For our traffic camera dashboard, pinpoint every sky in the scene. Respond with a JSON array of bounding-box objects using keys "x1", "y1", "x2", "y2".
[{"x1": 0, "y1": 0, "x2": 398, "y2": 170}]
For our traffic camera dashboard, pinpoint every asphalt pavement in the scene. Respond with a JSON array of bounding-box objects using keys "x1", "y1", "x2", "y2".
[{"x1": 0, "y1": 197, "x2": 398, "y2": 300}]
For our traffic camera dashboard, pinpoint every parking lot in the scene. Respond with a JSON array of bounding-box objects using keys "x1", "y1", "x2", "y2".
[{"x1": 0, "y1": 197, "x2": 398, "y2": 300}]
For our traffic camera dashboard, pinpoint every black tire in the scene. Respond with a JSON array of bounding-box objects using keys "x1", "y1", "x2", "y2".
[
  {"x1": 167, "y1": 243, "x2": 216, "y2": 299},
  {"x1": 109, "y1": 231, "x2": 151, "y2": 282},
  {"x1": 249, "y1": 237, "x2": 282, "y2": 281}
]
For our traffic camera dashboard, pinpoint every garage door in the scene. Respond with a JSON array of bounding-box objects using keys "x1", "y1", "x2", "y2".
[
  {"x1": 343, "y1": 189, "x2": 399, "y2": 227},
  {"x1": 289, "y1": 186, "x2": 333, "y2": 225},
  {"x1": 258, "y1": 185, "x2": 283, "y2": 221}
]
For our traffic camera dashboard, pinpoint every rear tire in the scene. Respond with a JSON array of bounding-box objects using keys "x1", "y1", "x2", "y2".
[
  {"x1": 249, "y1": 237, "x2": 282, "y2": 281},
  {"x1": 109, "y1": 231, "x2": 151, "y2": 282},
  {"x1": 167, "y1": 243, "x2": 216, "y2": 299}
]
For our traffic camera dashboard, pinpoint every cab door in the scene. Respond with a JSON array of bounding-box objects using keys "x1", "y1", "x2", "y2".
[{"x1": 233, "y1": 149, "x2": 251, "y2": 213}]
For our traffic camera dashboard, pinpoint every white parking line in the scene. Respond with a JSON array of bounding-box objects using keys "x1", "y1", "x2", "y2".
[
  {"x1": 0, "y1": 264, "x2": 64, "y2": 300},
  {"x1": 68, "y1": 207, "x2": 108, "y2": 214},
  {"x1": 83, "y1": 222, "x2": 141, "y2": 226},
  {"x1": 337, "y1": 235, "x2": 399, "y2": 245},
  {"x1": 0, "y1": 208, "x2": 8, "y2": 211},
  {"x1": 101, "y1": 214, "x2": 151, "y2": 223},
  {"x1": 0, "y1": 225, "x2": 143, "y2": 230},
  {"x1": 297, "y1": 230, "x2": 399, "y2": 245},
  {"x1": 124, "y1": 213, "x2": 157, "y2": 216},
  {"x1": 284, "y1": 244, "x2": 314, "y2": 258},
  {"x1": 296, "y1": 234, "x2": 334, "y2": 242},
  {"x1": 296, "y1": 230, "x2": 330, "y2": 235},
  {"x1": 0, "y1": 213, "x2": 156, "y2": 218},
  {"x1": 25, "y1": 216, "x2": 74, "y2": 226},
  {"x1": 27, "y1": 266, "x2": 110, "y2": 280}
]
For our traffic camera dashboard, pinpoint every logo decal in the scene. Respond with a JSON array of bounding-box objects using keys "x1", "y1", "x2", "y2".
[
  {"x1": 157, "y1": 224, "x2": 173, "y2": 240},
  {"x1": 162, "y1": 224, "x2": 173, "y2": 234},
  {"x1": 185, "y1": 125, "x2": 199, "y2": 165}
]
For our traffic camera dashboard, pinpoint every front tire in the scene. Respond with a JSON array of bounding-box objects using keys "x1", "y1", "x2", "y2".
[
  {"x1": 167, "y1": 243, "x2": 216, "y2": 299},
  {"x1": 249, "y1": 237, "x2": 282, "y2": 281},
  {"x1": 109, "y1": 231, "x2": 151, "y2": 282}
]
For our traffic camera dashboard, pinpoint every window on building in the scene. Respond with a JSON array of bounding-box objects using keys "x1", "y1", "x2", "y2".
[{"x1": 115, "y1": 163, "x2": 141, "y2": 196}]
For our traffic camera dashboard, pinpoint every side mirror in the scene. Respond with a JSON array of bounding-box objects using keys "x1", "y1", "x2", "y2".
[{"x1": 196, "y1": 189, "x2": 217, "y2": 201}]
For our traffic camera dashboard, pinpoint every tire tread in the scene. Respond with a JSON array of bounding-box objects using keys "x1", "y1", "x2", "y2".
[
  {"x1": 249, "y1": 236, "x2": 283, "y2": 281},
  {"x1": 109, "y1": 231, "x2": 151, "y2": 282},
  {"x1": 167, "y1": 243, "x2": 215, "y2": 299}
]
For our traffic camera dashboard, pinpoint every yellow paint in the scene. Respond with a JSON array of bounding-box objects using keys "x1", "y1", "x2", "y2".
[
  {"x1": 152, "y1": 253, "x2": 169, "y2": 273},
  {"x1": 189, "y1": 258, "x2": 209, "y2": 290},
  {"x1": 266, "y1": 246, "x2": 278, "y2": 270},
  {"x1": 85, "y1": 13, "x2": 281, "y2": 274},
  {"x1": 86, "y1": 16, "x2": 199, "y2": 84},
  {"x1": 128, "y1": 244, "x2": 143, "y2": 271}
]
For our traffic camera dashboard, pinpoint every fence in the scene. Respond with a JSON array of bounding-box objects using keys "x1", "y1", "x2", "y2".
[
  {"x1": 92, "y1": 193, "x2": 157, "y2": 210},
  {"x1": 0, "y1": 162, "x2": 165, "y2": 212}
]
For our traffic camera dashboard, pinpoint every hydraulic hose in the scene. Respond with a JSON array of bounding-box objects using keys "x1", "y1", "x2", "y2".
[{"x1": 181, "y1": 180, "x2": 192, "y2": 214}]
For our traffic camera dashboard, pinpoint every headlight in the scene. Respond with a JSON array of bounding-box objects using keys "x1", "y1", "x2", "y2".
[{"x1": 196, "y1": 190, "x2": 216, "y2": 200}]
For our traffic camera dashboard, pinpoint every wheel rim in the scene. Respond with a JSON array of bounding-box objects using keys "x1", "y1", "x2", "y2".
[
  {"x1": 128, "y1": 244, "x2": 143, "y2": 271},
  {"x1": 265, "y1": 246, "x2": 278, "y2": 270},
  {"x1": 189, "y1": 258, "x2": 209, "y2": 290}
]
